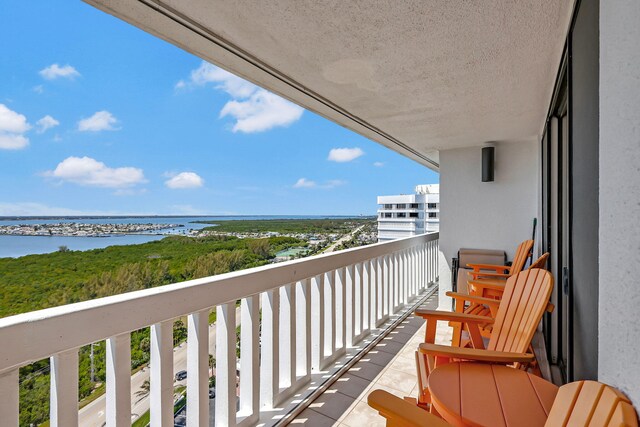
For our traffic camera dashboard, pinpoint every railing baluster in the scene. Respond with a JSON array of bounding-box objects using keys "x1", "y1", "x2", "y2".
[
  {"x1": 324, "y1": 270, "x2": 336, "y2": 356},
  {"x1": 295, "y1": 279, "x2": 311, "y2": 379},
  {"x1": 239, "y1": 295, "x2": 260, "y2": 424},
  {"x1": 311, "y1": 274, "x2": 325, "y2": 370},
  {"x1": 398, "y1": 250, "x2": 404, "y2": 309},
  {"x1": 420, "y1": 243, "x2": 425, "y2": 290},
  {"x1": 427, "y1": 241, "x2": 432, "y2": 284},
  {"x1": 187, "y1": 310, "x2": 210, "y2": 426},
  {"x1": 106, "y1": 333, "x2": 131, "y2": 427},
  {"x1": 150, "y1": 321, "x2": 173, "y2": 427},
  {"x1": 354, "y1": 263, "x2": 363, "y2": 341},
  {"x1": 361, "y1": 261, "x2": 370, "y2": 336},
  {"x1": 335, "y1": 268, "x2": 346, "y2": 350},
  {"x1": 50, "y1": 348, "x2": 78, "y2": 427},
  {"x1": 279, "y1": 284, "x2": 296, "y2": 388},
  {"x1": 411, "y1": 247, "x2": 417, "y2": 297},
  {"x1": 216, "y1": 303, "x2": 237, "y2": 426},
  {"x1": 0, "y1": 369, "x2": 18, "y2": 425},
  {"x1": 345, "y1": 265, "x2": 355, "y2": 347},
  {"x1": 369, "y1": 259, "x2": 378, "y2": 330},
  {"x1": 377, "y1": 256, "x2": 386, "y2": 324},
  {"x1": 261, "y1": 289, "x2": 280, "y2": 407},
  {"x1": 384, "y1": 255, "x2": 392, "y2": 316}
]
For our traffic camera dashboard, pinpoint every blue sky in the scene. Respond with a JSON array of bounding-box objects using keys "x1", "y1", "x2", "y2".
[{"x1": 0, "y1": 1, "x2": 438, "y2": 216}]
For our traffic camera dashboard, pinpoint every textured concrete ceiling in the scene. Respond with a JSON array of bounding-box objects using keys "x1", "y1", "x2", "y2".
[{"x1": 87, "y1": 0, "x2": 574, "y2": 169}]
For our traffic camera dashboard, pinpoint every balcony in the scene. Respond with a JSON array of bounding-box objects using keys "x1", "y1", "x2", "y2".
[{"x1": 0, "y1": 233, "x2": 439, "y2": 426}]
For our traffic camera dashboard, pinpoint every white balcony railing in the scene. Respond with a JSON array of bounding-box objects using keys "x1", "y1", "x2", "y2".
[{"x1": 0, "y1": 232, "x2": 439, "y2": 426}]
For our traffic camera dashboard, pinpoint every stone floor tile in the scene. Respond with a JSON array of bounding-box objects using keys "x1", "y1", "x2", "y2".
[
  {"x1": 327, "y1": 373, "x2": 374, "y2": 399},
  {"x1": 291, "y1": 408, "x2": 339, "y2": 426},
  {"x1": 306, "y1": 390, "x2": 356, "y2": 420},
  {"x1": 341, "y1": 401, "x2": 387, "y2": 427},
  {"x1": 375, "y1": 368, "x2": 417, "y2": 395}
]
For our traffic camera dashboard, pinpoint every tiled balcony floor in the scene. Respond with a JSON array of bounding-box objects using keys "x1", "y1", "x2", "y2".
[{"x1": 290, "y1": 292, "x2": 452, "y2": 426}]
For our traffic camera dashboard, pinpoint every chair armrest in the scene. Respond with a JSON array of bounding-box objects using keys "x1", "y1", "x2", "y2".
[
  {"x1": 418, "y1": 343, "x2": 535, "y2": 364},
  {"x1": 468, "y1": 271, "x2": 511, "y2": 280},
  {"x1": 468, "y1": 279, "x2": 507, "y2": 292},
  {"x1": 445, "y1": 291, "x2": 500, "y2": 310},
  {"x1": 414, "y1": 308, "x2": 494, "y2": 325},
  {"x1": 466, "y1": 263, "x2": 510, "y2": 273},
  {"x1": 367, "y1": 390, "x2": 451, "y2": 427}
]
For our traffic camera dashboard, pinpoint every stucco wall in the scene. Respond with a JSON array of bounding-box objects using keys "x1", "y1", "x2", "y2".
[
  {"x1": 598, "y1": 0, "x2": 640, "y2": 405},
  {"x1": 438, "y1": 142, "x2": 539, "y2": 302}
]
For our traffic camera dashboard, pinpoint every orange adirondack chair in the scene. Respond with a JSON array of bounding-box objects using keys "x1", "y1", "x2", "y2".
[
  {"x1": 448, "y1": 252, "x2": 551, "y2": 347},
  {"x1": 414, "y1": 269, "x2": 553, "y2": 407},
  {"x1": 368, "y1": 380, "x2": 639, "y2": 426},
  {"x1": 466, "y1": 239, "x2": 534, "y2": 284},
  {"x1": 467, "y1": 252, "x2": 549, "y2": 299}
]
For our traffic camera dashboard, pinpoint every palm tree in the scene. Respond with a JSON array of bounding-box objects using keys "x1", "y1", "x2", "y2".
[{"x1": 134, "y1": 380, "x2": 150, "y2": 403}]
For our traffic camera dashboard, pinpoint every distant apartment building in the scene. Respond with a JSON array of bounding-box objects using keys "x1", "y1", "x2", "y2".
[{"x1": 377, "y1": 184, "x2": 439, "y2": 242}]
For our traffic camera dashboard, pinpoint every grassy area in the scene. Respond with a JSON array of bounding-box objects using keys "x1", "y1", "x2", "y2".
[{"x1": 196, "y1": 218, "x2": 374, "y2": 234}]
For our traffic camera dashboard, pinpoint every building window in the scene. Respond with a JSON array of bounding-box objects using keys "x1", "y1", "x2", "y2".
[
  {"x1": 397, "y1": 212, "x2": 406, "y2": 218},
  {"x1": 428, "y1": 212, "x2": 438, "y2": 218},
  {"x1": 384, "y1": 204, "x2": 393, "y2": 209},
  {"x1": 409, "y1": 212, "x2": 419, "y2": 218},
  {"x1": 384, "y1": 213, "x2": 392, "y2": 218},
  {"x1": 428, "y1": 203, "x2": 437, "y2": 209},
  {"x1": 396, "y1": 204, "x2": 406, "y2": 209},
  {"x1": 410, "y1": 203, "x2": 419, "y2": 209}
]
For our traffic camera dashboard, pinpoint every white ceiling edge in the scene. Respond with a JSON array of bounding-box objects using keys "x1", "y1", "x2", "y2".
[{"x1": 84, "y1": 0, "x2": 441, "y2": 171}]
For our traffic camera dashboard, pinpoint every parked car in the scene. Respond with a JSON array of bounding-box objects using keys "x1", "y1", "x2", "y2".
[{"x1": 175, "y1": 370, "x2": 187, "y2": 381}]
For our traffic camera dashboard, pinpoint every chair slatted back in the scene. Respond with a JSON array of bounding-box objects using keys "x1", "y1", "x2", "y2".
[
  {"x1": 509, "y1": 239, "x2": 535, "y2": 276},
  {"x1": 545, "y1": 380, "x2": 638, "y2": 426},
  {"x1": 488, "y1": 269, "x2": 553, "y2": 353},
  {"x1": 529, "y1": 252, "x2": 549, "y2": 270}
]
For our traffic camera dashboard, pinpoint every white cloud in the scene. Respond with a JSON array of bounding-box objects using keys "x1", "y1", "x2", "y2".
[
  {"x1": 36, "y1": 115, "x2": 60, "y2": 133},
  {"x1": 324, "y1": 179, "x2": 346, "y2": 188},
  {"x1": 220, "y1": 90, "x2": 304, "y2": 133},
  {"x1": 45, "y1": 156, "x2": 146, "y2": 188},
  {"x1": 328, "y1": 147, "x2": 364, "y2": 163},
  {"x1": 165, "y1": 172, "x2": 204, "y2": 189},
  {"x1": 77, "y1": 111, "x2": 119, "y2": 132},
  {"x1": 0, "y1": 104, "x2": 31, "y2": 150},
  {"x1": 293, "y1": 178, "x2": 316, "y2": 188},
  {"x1": 39, "y1": 64, "x2": 80, "y2": 80},
  {"x1": 183, "y1": 62, "x2": 304, "y2": 133},
  {"x1": 293, "y1": 178, "x2": 346, "y2": 189},
  {"x1": 373, "y1": 161, "x2": 385, "y2": 167},
  {"x1": 33, "y1": 85, "x2": 44, "y2": 94},
  {"x1": 189, "y1": 62, "x2": 257, "y2": 98}
]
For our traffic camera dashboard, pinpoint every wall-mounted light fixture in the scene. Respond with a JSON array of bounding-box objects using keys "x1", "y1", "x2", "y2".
[{"x1": 482, "y1": 146, "x2": 495, "y2": 182}]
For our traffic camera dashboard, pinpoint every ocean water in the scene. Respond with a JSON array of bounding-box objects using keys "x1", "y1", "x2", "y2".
[{"x1": 0, "y1": 216, "x2": 352, "y2": 258}]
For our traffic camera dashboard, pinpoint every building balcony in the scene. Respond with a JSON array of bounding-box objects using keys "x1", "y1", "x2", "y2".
[{"x1": 0, "y1": 233, "x2": 439, "y2": 426}]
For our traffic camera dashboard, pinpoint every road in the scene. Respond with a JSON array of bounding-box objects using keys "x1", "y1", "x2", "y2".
[
  {"x1": 79, "y1": 308, "x2": 240, "y2": 426},
  {"x1": 322, "y1": 225, "x2": 365, "y2": 253}
]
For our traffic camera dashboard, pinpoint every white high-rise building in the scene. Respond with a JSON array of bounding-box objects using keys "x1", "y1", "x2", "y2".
[{"x1": 377, "y1": 184, "x2": 439, "y2": 242}]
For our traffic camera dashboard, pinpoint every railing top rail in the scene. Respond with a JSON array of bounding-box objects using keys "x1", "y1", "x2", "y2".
[{"x1": 0, "y1": 232, "x2": 438, "y2": 373}]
